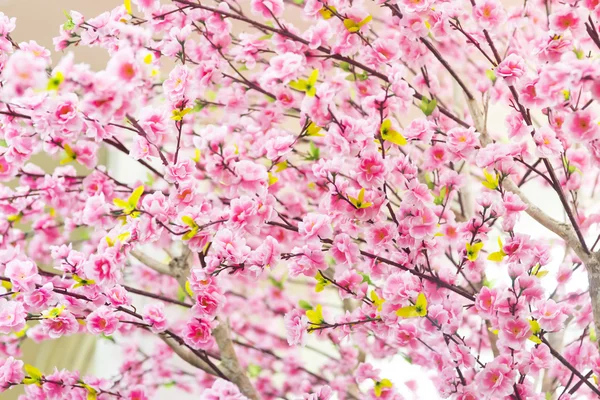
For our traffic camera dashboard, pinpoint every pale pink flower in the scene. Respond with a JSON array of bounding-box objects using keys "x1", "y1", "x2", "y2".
[
  {"x1": 166, "y1": 160, "x2": 195, "y2": 183},
  {"x1": 446, "y1": 127, "x2": 480, "y2": 159},
  {"x1": 498, "y1": 318, "x2": 531, "y2": 350},
  {"x1": 106, "y1": 285, "x2": 131, "y2": 307},
  {"x1": 473, "y1": 0, "x2": 506, "y2": 30},
  {"x1": 233, "y1": 160, "x2": 268, "y2": 195},
  {"x1": 163, "y1": 64, "x2": 190, "y2": 103},
  {"x1": 143, "y1": 303, "x2": 168, "y2": 333},
  {"x1": 24, "y1": 283, "x2": 55, "y2": 310},
  {"x1": 199, "y1": 379, "x2": 246, "y2": 400},
  {"x1": 251, "y1": 0, "x2": 284, "y2": 18},
  {"x1": 0, "y1": 299, "x2": 27, "y2": 334},
  {"x1": 330, "y1": 233, "x2": 359, "y2": 266},
  {"x1": 356, "y1": 151, "x2": 387, "y2": 189},
  {"x1": 284, "y1": 309, "x2": 307, "y2": 346},
  {"x1": 0, "y1": 357, "x2": 24, "y2": 392},
  {"x1": 534, "y1": 300, "x2": 567, "y2": 332},
  {"x1": 534, "y1": 126, "x2": 563, "y2": 157},
  {"x1": 475, "y1": 358, "x2": 516, "y2": 398},
  {"x1": 298, "y1": 213, "x2": 332, "y2": 241},
  {"x1": 2, "y1": 50, "x2": 47, "y2": 96},
  {"x1": 5, "y1": 259, "x2": 40, "y2": 292},
  {"x1": 41, "y1": 309, "x2": 79, "y2": 338},
  {"x1": 496, "y1": 54, "x2": 525, "y2": 85}
]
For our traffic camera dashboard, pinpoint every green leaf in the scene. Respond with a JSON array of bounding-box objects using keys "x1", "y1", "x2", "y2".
[
  {"x1": 101, "y1": 334, "x2": 116, "y2": 343},
  {"x1": 293, "y1": 0, "x2": 304, "y2": 4},
  {"x1": 359, "y1": 272, "x2": 373, "y2": 285},
  {"x1": 357, "y1": 71, "x2": 369, "y2": 81},
  {"x1": 306, "y1": 141, "x2": 320, "y2": 161},
  {"x1": 0, "y1": 139, "x2": 7, "y2": 147},
  {"x1": 258, "y1": 34, "x2": 273, "y2": 41},
  {"x1": 298, "y1": 300, "x2": 313, "y2": 310},
  {"x1": 345, "y1": 74, "x2": 357, "y2": 82},
  {"x1": 339, "y1": 61, "x2": 351, "y2": 72},
  {"x1": 191, "y1": 101, "x2": 207, "y2": 113},
  {"x1": 419, "y1": 97, "x2": 437, "y2": 116},
  {"x1": 423, "y1": 173, "x2": 435, "y2": 190},
  {"x1": 163, "y1": 381, "x2": 177, "y2": 388},
  {"x1": 485, "y1": 69, "x2": 496, "y2": 82},
  {"x1": 247, "y1": 364, "x2": 262, "y2": 378},
  {"x1": 63, "y1": 11, "x2": 75, "y2": 31},
  {"x1": 268, "y1": 276, "x2": 284, "y2": 290},
  {"x1": 433, "y1": 186, "x2": 447, "y2": 206},
  {"x1": 177, "y1": 286, "x2": 186, "y2": 302},
  {"x1": 440, "y1": 186, "x2": 447, "y2": 199}
]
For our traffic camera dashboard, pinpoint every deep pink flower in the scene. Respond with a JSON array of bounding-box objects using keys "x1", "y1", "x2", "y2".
[
  {"x1": 183, "y1": 318, "x2": 213, "y2": 349},
  {"x1": 87, "y1": 306, "x2": 119, "y2": 335},
  {"x1": 84, "y1": 254, "x2": 120, "y2": 286},
  {"x1": 565, "y1": 110, "x2": 599, "y2": 143},
  {"x1": 549, "y1": 8, "x2": 582, "y2": 32}
]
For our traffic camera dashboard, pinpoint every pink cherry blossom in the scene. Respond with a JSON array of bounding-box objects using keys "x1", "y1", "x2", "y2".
[
  {"x1": 475, "y1": 358, "x2": 516, "y2": 399},
  {"x1": 298, "y1": 213, "x2": 332, "y2": 241},
  {"x1": 495, "y1": 54, "x2": 525, "y2": 85},
  {"x1": 498, "y1": 318, "x2": 531, "y2": 350},
  {"x1": 0, "y1": 356, "x2": 24, "y2": 392},
  {"x1": 86, "y1": 306, "x2": 119, "y2": 335},
  {"x1": 40, "y1": 309, "x2": 79, "y2": 338},
  {"x1": 183, "y1": 318, "x2": 213, "y2": 349},
  {"x1": 1, "y1": 2, "x2": 600, "y2": 399},
  {"x1": 251, "y1": 0, "x2": 284, "y2": 18},
  {"x1": 0, "y1": 299, "x2": 27, "y2": 334},
  {"x1": 5, "y1": 259, "x2": 40, "y2": 292},
  {"x1": 143, "y1": 303, "x2": 168, "y2": 333},
  {"x1": 284, "y1": 309, "x2": 307, "y2": 346}
]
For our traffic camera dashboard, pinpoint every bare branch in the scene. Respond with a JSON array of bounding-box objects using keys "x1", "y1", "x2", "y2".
[
  {"x1": 131, "y1": 248, "x2": 259, "y2": 399},
  {"x1": 130, "y1": 250, "x2": 173, "y2": 276}
]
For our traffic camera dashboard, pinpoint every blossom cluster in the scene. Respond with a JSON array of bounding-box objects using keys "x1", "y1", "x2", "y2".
[{"x1": 1, "y1": 0, "x2": 600, "y2": 398}]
